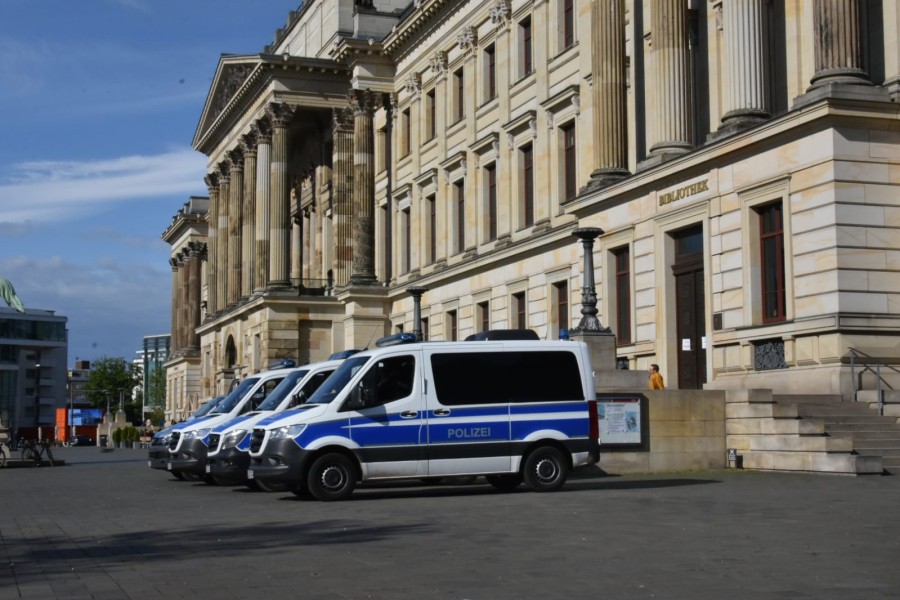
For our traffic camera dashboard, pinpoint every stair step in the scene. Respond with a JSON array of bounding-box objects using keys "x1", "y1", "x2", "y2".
[
  {"x1": 854, "y1": 440, "x2": 900, "y2": 450},
  {"x1": 796, "y1": 404, "x2": 882, "y2": 416},
  {"x1": 826, "y1": 423, "x2": 900, "y2": 432},
  {"x1": 820, "y1": 415, "x2": 898, "y2": 424},
  {"x1": 772, "y1": 394, "x2": 843, "y2": 404}
]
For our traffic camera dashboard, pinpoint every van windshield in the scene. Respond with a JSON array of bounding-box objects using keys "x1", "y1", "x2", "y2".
[
  {"x1": 306, "y1": 356, "x2": 369, "y2": 405},
  {"x1": 191, "y1": 396, "x2": 224, "y2": 419},
  {"x1": 256, "y1": 370, "x2": 309, "y2": 411},
  {"x1": 211, "y1": 377, "x2": 260, "y2": 414}
]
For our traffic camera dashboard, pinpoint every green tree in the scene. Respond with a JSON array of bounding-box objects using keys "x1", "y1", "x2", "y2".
[
  {"x1": 147, "y1": 366, "x2": 167, "y2": 410},
  {"x1": 85, "y1": 357, "x2": 143, "y2": 423}
]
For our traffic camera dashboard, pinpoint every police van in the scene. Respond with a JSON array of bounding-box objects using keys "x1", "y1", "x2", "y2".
[
  {"x1": 247, "y1": 333, "x2": 600, "y2": 500},
  {"x1": 166, "y1": 364, "x2": 295, "y2": 481},
  {"x1": 148, "y1": 395, "x2": 224, "y2": 471},
  {"x1": 205, "y1": 359, "x2": 343, "y2": 487}
]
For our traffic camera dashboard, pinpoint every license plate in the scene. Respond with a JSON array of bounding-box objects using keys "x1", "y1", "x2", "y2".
[
  {"x1": 205, "y1": 464, "x2": 211, "y2": 473},
  {"x1": 247, "y1": 469, "x2": 254, "y2": 480},
  {"x1": 167, "y1": 462, "x2": 172, "y2": 470}
]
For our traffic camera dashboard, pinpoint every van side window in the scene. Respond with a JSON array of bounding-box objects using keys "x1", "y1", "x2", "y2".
[
  {"x1": 430, "y1": 351, "x2": 584, "y2": 405},
  {"x1": 370, "y1": 355, "x2": 416, "y2": 404}
]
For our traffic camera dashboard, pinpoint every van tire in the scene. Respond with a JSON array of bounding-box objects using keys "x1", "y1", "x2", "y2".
[
  {"x1": 523, "y1": 447, "x2": 567, "y2": 492},
  {"x1": 253, "y1": 480, "x2": 289, "y2": 493},
  {"x1": 170, "y1": 470, "x2": 185, "y2": 480},
  {"x1": 486, "y1": 473, "x2": 523, "y2": 491},
  {"x1": 307, "y1": 453, "x2": 357, "y2": 501}
]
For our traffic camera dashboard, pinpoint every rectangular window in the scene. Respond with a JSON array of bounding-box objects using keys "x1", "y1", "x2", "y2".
[
  {"x1": 519, "y1": 17, "x2": 533, "y2": 77},
  {"x1": 453, "y1": 68, "x2": 465, "y2": 122},
  {"x1": 562, "y1": 122, "x2": 577, "y2": 202},
  {"x1": 562, "y1": 0, "x2": 575, "y2": 49},
  {"x1": 402, "y1": 207, "x2": 411, "y2": 274},
  {"x1": 454, "y1": 180, "x2": 465, "y2": 253},
  {"x1": 477, "y1": 301, "x2": 490, "y2": 333},
  {"x1": 427, "y1": 194, "x2": 436, "y2": 265},
  {"x1": 485, "y1": 164, "x2": 497, "y2": 241},
  {"x1": 426, "y1": 89, "x2": 436, "y2": 141},
  {"x1": 521, "y1": 144, "x2": 534, "y2": 228},
  {"x1": 447, "y1": 310, "x2": 458, "y2": 341},
  {"x1": 512, "y1": 292, "x2": 526, "y2": 329},
  {"x1": 484, "y1": 44, "x2": 497, "y2": 101},
  {"x1": 759, "y1": 202, "x2": 786, "y2": 323},
  {"x1": 613, "y1": 247, "x2": 631, "y2": 345},
  {"x1": 554, "y1": 281, "x2": 569, "y2": 338},
  {"x1": 402, "y1": 108, "x2": 411, "y2": 157},
  {"x1": 420, "y1": 316, "x2": 429, "y2": 341}
]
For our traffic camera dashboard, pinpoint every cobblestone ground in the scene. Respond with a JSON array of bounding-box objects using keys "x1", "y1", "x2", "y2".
[{"x1": 2, "y1": 446, "x2": 899, "y2": 599}]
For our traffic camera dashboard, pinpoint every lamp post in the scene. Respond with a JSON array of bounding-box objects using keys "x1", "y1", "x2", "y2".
[
  {"x1": 33, "y1": 351, "x2": 41, "y2": 440},
  {"x1": 571, "y1": 227, "x2": 611, "y2": 335},
  {"x1": 406, "y1": 286, "x2": 428, "y2": 341}
]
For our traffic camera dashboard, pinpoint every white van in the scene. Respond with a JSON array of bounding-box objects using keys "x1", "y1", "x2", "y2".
[
  {"x1": 248, "y1": 334, "x2": 600, "y2": 500},
  {"x1": 166, "y1": 366, "x2": 294, "y2": 481},
  {"x1": 205, "y1": 359, "x2": 343, "y2": 487}
]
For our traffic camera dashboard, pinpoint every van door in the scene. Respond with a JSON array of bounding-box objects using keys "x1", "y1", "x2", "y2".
[
  {"x1": 344, "y1": 352, "x2": 427, "y2": 478},
  {"x1": 423, "y1": 346, "x2": 512, "y2": 476}
]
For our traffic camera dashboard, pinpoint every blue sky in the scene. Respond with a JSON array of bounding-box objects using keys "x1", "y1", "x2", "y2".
[{"x1": 0, "y1": 0, "x2": 302, "y2": 366}]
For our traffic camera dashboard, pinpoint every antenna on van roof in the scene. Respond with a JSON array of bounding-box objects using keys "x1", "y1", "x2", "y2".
[{"x1": 361, "y1": 326, "x2": 380, "y2": 350}]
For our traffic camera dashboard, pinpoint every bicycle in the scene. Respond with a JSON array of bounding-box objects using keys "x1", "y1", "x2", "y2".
[
  {"x1": 20, "y1": 438, "x2": 55, "y2": 467},
  {"x1": 0, "y1": 442, "x2": 7, "y2": 468}
]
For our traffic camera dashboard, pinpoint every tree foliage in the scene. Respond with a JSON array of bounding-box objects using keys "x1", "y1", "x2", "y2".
[
  {"x1": 147, "y1": 366, "x2": 167, "y2": 409},
  {"x1": 84, "y1": 356, "x2": 143, "y2": 423}
]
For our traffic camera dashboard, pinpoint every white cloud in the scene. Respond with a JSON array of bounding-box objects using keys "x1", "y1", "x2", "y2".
[
  {"x1": 0, "y1": 148, "x2": 207, "y2": 224},
  {"x1": 0, "y1": 255, "x2": 170, "y2": 363}
]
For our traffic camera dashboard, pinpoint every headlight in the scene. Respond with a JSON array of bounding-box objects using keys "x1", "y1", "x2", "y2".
[
  {"x1": 222, "y1": 430, "x2": 248, "y2": 449},
  {"x1": 269, "y1": 424, "x2": 307, "y2": 440},
  {"x1": 184, "y1": 428, "x2": 211, "y2": 440}
]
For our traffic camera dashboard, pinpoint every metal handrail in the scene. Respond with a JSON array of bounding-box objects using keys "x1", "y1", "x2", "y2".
[{"x1": 848, "y1": 347, "x2": 898, "y2": 415}]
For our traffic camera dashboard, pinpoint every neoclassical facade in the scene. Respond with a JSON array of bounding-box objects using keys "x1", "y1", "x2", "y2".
[{"x1": 164, "y1": 0, "x2": 900, "y2": 418}]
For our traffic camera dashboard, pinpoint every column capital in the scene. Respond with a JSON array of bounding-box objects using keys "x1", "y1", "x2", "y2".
[
  {"x1": 217, "y1": 161, "x2": 231, "y2": 183},
  {"x1": 241, "y1": 131, "x2": 258, "y2": 156},
  {"x1": 333, "y1": 106, "x2": 355, "y2": 131},
  {"x1": 266, "y1": 102, "x2": 295, "y2": 128},
  {"x1": 204, "y1": 172, "x2": 219, "y2": 192},
  {"x1": 228, "y1": 148, "x2": 244, "y2": 172},
  {"x1": 349, "y1": 89, "x2": 382, "y2": 116},
  {"x1": 253, "y1": 117, "x2": 272, "y2": 144}
]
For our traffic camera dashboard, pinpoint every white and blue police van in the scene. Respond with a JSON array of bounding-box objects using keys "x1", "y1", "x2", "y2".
[
  {"x1": 148, "y1": 395, "x2": 224, "y2": 471},
  {"x1": 205, "y1": 359, "x2": 343, "y2": 487},
  {"x1": 166, "y1": 363, "x2": 296, "y2": 481},
  {"x1": 247, "y1": 331, "x2": 600, "y2": 500}
]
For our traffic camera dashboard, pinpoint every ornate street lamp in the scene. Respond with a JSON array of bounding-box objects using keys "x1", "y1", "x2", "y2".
[
  {"x1": 571, "y1": 227, "x2": 611, "y2": 335},
  {"x1": 406, "y1": 286, "x2": 428, "y2": 341}
]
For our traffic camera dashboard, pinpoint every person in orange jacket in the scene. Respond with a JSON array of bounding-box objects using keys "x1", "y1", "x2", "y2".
[{"x1": 649, "y1": 364, "x2": 665, "y2": 390}]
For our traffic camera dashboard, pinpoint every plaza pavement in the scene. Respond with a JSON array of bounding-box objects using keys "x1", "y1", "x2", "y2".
[{"x1": 1, "y1": 446, "x2": 899, "y2": 600}]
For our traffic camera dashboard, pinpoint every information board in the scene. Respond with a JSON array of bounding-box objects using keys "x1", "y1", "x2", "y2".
[
  {"x1": 597, "y1": 395, "x2": 642, "y2": 445},
  {"x1": 71, "y1": 408, "x2": 103, "y2": 426}
]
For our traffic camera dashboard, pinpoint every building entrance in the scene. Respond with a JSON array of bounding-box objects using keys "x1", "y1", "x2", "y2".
[{"x1": 672, "y1": 226, "x2": 707, "y2": 389}]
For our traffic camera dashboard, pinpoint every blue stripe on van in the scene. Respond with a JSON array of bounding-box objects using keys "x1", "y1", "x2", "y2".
[{"x1": 212, "y1": 413, "x2": 256, "y2": 433}]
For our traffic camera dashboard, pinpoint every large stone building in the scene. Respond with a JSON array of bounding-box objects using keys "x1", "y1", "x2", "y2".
[{"x1": 164, "y1": 0, "x2": 900, "y2": 419}]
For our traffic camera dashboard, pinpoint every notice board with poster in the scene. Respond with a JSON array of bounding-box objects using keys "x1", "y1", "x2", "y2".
[{"x1": 597, "y1": 393, "x2": 645, "y2": 445}]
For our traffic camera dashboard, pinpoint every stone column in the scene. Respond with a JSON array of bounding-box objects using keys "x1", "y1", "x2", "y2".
[
  {"x1": 179, "y1": 250, "x2": 189, "y2": 351},
  {"x1": 186, "y1": 241, "x2": 203, "y2": 350},
  {"x1": 350, "y1": 89, "x2": 379, "y2": 285},
  {"x1": 648, "y1": 0, "x2": 693, "y2": 160},
  {"x1": 254, "y1": 118, "x2": 272, "y2": 292},
  {"x1": 808, "y1": 0, "x2": 871, "y2": 89},
  {"x1": 332, "y1": 107, "x2": 354, "y2": 288},
  {"x1": 241, "y1": 131, "x2": 257, "y2": 299},
  {"x1": 216, "y1": 162, "x2": 230, "y2": 312},
  {"x1": 587, "y1": 0, "x2": 630, "y2": 188},
  {"x1": 292, "y1": 213, "x2": 303, "y2": 285},
  {"x1": 714, "y1": 0, "x2": 771, "y2": 137},
  {"x1": 169, "y1": 258, "x2": 180, "y2": 352},
  {"x1": 226, "y1": 149, "x2": 243, "y2": 307},
  {"x1": 204, "y1": 174, "x2": 219, "y2": 315},
  {"x1": 267, "y1": 102, "x2": 294, "y2": 288}
]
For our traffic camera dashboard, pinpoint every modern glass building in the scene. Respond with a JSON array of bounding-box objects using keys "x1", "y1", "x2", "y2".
[{"x1": 0, "y1": 307, "x2": 68, "y2": 436}]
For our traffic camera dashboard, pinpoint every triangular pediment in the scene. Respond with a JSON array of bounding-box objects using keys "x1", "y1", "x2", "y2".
[{"x1": 193, "y1": 54, "x2": 263, "y2": 149}]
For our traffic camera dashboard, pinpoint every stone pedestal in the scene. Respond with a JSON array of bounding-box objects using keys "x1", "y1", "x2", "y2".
[{"x1": 336, "y1": 284, "x2": 390, "y2": 350}]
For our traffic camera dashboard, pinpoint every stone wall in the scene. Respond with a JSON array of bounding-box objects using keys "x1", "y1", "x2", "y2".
[{"x1": 598, "y1": 390, "x2": 726, "y2": 474}]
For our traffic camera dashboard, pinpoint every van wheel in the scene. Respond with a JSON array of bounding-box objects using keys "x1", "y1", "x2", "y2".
[
  {"x1": 307, "y1": 453, "x2": 356, "y2": 501},
  {"x1": 486, "y1": 474, "x2": 523, "y2": 491},
  {"x1": 170, "y1": 470, "x2": 185, "y2": 480},
  {"x1": 523, "y1": 447, "x2": 567, "y2": 492}
]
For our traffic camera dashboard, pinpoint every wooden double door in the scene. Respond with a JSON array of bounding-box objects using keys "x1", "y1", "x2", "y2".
[{"x1": 672, "y1": 227, "x2": 707, "y2": 390}]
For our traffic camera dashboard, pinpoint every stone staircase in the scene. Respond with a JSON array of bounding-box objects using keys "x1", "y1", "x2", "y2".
[{"x1": 725, "y1": 389, "x2": 899, "y2": 475}]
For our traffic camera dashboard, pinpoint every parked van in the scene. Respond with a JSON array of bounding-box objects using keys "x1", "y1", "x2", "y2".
[
  {"x1": 205, "y1": 359, "x2": 342, "y2": 487},
  {"x1": 167, "y1": 366, "x2": 294, "y2": 481},
  {"x1": 148, "y1": 395, "x2": 224, "y2": 471},
  {"x1": 248, "y1": 334, "x2": 600, "y2": 500}
]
